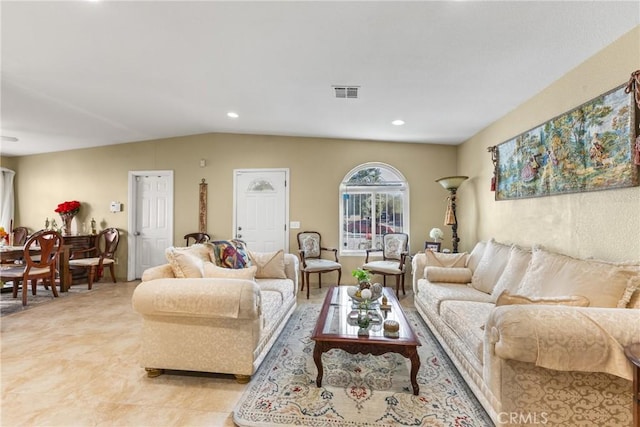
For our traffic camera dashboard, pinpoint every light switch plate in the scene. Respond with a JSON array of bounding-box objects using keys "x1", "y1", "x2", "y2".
[{"x1": 290, "y1": 221, "x2": 301, "y2": 229}]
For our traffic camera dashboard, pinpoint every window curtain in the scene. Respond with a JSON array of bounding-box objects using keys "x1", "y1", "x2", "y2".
[{"x1": 0, "y1": 167, "x2": 16, "y2": 231}]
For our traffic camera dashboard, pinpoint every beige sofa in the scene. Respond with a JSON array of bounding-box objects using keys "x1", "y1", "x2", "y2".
[
  {"x1": 412, "y1": 239, "x2": 640, "y2": 426},
  {"x1": 132, "y1": 243, "x2": 298, "y2": 383}
]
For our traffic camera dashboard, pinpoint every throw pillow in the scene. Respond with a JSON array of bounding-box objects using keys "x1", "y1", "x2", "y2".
[
  {"x1": 516, "y1": 247, "x2": 638, "y2": 308},
  {"x1": 466, "y1": 241, "x2": 487, "y2": 272},
  {"x1": 203, "y1": 263, "x2": 257, "y2": 280},
  {"x1": 470, "y1": 238, "x2": 511, "y2": 294},
  {"x1": 248, "y1": 250, "x2": 287, "y2": 279},
  {"x1": 210, "y1": 239, "x2": 252, "y2": 269},
  {"x1": 490, "y1": 245, "x2": 532, "y2": 302},
  {"x1": 165, "y1": 247, "x2": 205, "y2": 278},
  {"x1": 495, "y1": 290, "x2": 590, "y2": 307},
  {"x1": 425, "y1": 250, "x2": 468, "y2": 268},
  {"x1": 425, "y1": 266, "x2": 472, "y2": 284}
]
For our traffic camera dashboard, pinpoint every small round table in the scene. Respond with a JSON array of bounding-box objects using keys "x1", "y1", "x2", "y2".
[{"x1": 624, "y1": 343, "x2": 640, "y2": 427}]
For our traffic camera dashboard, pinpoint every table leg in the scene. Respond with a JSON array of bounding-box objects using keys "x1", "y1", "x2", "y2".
[
  {"x1": 313, "y1": 343, "x2": 324, "y2": 387},
  {"x1": 408, "y1": 347, "x2": 420, "y2": 395},
  {"x1": 59, "y1": 245, "x2": 71, "y2": 292}
]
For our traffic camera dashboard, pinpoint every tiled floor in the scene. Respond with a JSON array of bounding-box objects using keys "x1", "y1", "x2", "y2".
[{"x1": 1, "y1": 279, "x2": 415, "y2": 426}]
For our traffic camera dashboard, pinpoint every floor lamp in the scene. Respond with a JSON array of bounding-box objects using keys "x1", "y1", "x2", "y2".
[{"x1": 435, "y1": 176, "x2": 468, "y2": 253}]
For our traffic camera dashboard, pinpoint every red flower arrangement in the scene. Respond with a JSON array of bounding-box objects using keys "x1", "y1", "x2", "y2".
[{"x1": 55, "y1": 200, "x2": 81, "y2": 216}]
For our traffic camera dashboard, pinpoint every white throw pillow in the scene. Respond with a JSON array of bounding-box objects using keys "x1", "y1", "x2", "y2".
[
  {"x1": 470, "y1": 238, "x2": 511, "y2": 294},
  {"x1": 466, "y1": 241, "x2": 487, "y2": 272},
  {"x1": 425, "y1": 267, "x2": 472, "y2": 284},
  {"x1": 490, "y1": 245, "x2": 532, "y2": 302},
  {"x1": 165, "y1": 248, "x2": 205, "y2": 278},
  {"x1": 516, "y1": 247, "x2": 638, "y2": 308}
]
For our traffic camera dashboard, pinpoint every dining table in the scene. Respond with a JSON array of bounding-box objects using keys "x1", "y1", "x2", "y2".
[{"x1": 0, "y1": 244, "x2": 73, "y2": 292}]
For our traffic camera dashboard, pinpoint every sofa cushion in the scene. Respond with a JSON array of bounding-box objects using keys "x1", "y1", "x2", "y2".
[
  {"x1": 495, "y1": 291, "x2": 590, "y2": 307},
  {"x1": 416, "y1": 279, "x2": 492, "y2": 314},
  {"x1": 466, "y1": 241, "x2": 487, "y2": 272},
  {"x1": 256, "y1": 278, "x2": 295, "y2": 303},
  {"x1": 425, "y1": 267, "x2": 472, "y2": 284},
  {"x1": 490, "y1": 245, "x2": 532, "y2": 302},
  {"x1": 440, "y1": 300, "x2": 494, "y2": 370},
  {"x1": 165, "y1": 248, "x2": 205, "y2": 278},
  {"x1": 211, "y1": 239, "x2": 251, "y2": 269},
  {"x1": 203, "y1": 263, "x2": 257, "y2": 280},
  {"x1": 516, "y1": 247, "x2": 639, "y2": 308},
  {"x1": 470, "y1": 238, "x2": 511, "y2": 294},
  {"x1": 425, "y1": 250, "x2": 467, "y2": 267},
  {"x1": 249, "y1": 250, "x2": 287, "y2": 279}
]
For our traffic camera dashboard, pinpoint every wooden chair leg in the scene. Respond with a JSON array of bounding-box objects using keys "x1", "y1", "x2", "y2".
[
  {"x1": 395, "y1": 275, "x2": 400, "y2": 295},
  {"x1": 318, "y1": 273, "x2": 322, "y2": 289},
  {"x1": 50, "y1": 271, "x2": 59, "y2": 298},
  {"x1": 336, "y1": 269, "x2": 342, "y2": 286},
  {"x1": 22, "y1": 278, "x2": 28, "y2": 306},
  {"x1": 108, "y1": 263, "x2": 116, "y2": 283},
  {"x1": 31, "y1": 279, "x2": 38, "y2": 295},
  {"x1": 300, "y1": 270, "x2": 306, "y2": 291},
  {"x1": 88, "y1": 266, "x2": 95, "y2": 290},
  {"x1": 12, "y1": 280, "x2": 19, "y2": 298},
  {"x1": 305, "y1": 272, "x2": 311, "y2": 299}
]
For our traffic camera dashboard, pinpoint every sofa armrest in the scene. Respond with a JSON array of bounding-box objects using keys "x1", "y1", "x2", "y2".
[
  {"x1": 411, "y1": 253, "x2": 427, "y2": 293},
  {"x1": 141, "y1": 264, "x2": 175, "y2": 281},
  {"x1": 132, "y1": 278, "x2": 260, "y2": 320},
  {"x1": 487, "y1": 305, "x2": 640, "y2": 380}
]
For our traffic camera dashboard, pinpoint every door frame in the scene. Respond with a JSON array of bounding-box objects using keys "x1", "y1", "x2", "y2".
[
  {"x1": 233, "y1": 168, "x2": 290, "y2": 253},
  {"x1": 127, "y1": 170, "x2": 174, "y2": 281}
]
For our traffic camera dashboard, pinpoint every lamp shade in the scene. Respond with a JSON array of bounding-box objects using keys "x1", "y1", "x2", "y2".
[{"x1": 436, "y1": 176, "x2": 468, "y2": 190}]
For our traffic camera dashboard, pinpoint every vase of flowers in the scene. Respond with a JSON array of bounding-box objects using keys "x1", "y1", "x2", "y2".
[{"x1": 55, "y1": 200, "x2": 81, "y2": 236}]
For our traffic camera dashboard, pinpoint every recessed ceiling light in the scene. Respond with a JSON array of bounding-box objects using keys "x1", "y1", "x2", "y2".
[
  {"x1": 227, "y1": 112, "x2": 239, "y2": 119},
  {"x1": 391, "y1": 119, "x2": 405, "y2": 126}
]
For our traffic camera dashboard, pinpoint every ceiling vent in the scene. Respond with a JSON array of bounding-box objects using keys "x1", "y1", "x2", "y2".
[{"x1": 333, "y1": 86, "x2": 359, "y2": 99}]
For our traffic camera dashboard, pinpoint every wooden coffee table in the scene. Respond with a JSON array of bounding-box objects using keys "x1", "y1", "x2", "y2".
[{"x1": 311, "y1": 286, "x2": 421, "y2": 395}]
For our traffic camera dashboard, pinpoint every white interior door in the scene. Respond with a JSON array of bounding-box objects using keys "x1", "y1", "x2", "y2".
[
  {"x1": 128, "y1": 171, "x2": 173, "y2": 280},
  {"x1": 234, "y1": 169, "x2": 289, "y2": 252}
]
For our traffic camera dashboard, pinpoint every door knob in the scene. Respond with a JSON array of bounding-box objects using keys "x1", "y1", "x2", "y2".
[
  {"x1": 238, "y1": 226, "x2": 242, "y2": 231},
  {"x1": 134, "y1": 232, "x2": 141, "y2": 236}
]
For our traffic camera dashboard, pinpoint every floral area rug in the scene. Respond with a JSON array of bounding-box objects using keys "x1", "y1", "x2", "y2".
[{"x1": 233, "y1": 304, "x2": 492, "y2": 427}]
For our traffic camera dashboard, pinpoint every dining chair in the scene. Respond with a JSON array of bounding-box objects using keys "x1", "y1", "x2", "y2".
[
  {"x1": 184, "y1": 232, "x2": 210, "y2": 246},
  {"x1": 68, "y1": 228, "x2": 120, "y2": 289},
  {"x1": 297, "y1": 231, "x2": 342, "y2": 299},
  {"x1": 12, "y1": 226, "x2": 29, "y2": 246},
  {"x1": 0, "y1": 230, "x2": 63, "y2": 306},
  {"x1": 362, "y1": 232, "x2": 409, "y2": 295}
]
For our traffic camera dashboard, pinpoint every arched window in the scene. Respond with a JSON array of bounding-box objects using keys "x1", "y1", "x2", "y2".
[{"x1": 339, "y1": 162, "x2": 409, "y2": 255}]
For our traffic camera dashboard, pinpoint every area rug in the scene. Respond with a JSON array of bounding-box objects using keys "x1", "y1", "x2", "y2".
[
  {"x1": 1, "y1": 282, "x2": 99, "y2": 317},
  {"x1": 233, "y1": 304, "x2": 492, "y2": 426}
]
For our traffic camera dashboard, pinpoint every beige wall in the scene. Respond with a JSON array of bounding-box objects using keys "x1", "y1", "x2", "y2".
[
  {"x1": 457, "y1": 26, "x2": 640, "y2": 261},
  {"x1": 7, "y1": 134, "x2": 457, "y2": 282}
]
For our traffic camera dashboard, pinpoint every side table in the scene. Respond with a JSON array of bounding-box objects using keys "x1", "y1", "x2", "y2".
[{"x1": 625, "y1": 343, "x2": 640, "y2": 427}]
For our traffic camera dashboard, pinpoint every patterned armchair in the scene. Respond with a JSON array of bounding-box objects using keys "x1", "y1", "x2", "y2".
[
  {"x1": 362, "y1": 232, "x2": 409, "y2": 295},
  {"x1": 297, "y1": 231, "x2": 342, "y2": 299}
]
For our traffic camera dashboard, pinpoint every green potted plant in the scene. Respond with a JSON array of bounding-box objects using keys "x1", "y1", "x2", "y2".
[{"x1": 352, "y1": 268, "x2": 372, "y2": 287}]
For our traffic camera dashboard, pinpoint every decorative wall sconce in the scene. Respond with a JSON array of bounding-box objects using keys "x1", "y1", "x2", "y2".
[{"x1": 435, "y1": 176, "x2": 468, "y2": 253}]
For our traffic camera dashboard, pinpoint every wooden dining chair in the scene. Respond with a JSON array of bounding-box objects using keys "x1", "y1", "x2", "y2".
[
  {"x1": 297, "y1": 231, "x2": 342, "y2": 299},
  {"x1": 68, "y1": 228, "x2": 120, "y2": 289},
  {"x1": 12, "y1": 226, "x2": 29, "y2": 246},
  {"x1": 362, "y1": 232, "x2": 409, "y2": 295},
  {"x1": 0, "y1": 230, "x2": 63, "y2": 306},
  {"x1": 184, "y1": 232, "x2": 210, "y2": 246}
]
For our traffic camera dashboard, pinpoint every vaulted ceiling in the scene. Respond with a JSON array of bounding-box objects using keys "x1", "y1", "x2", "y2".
[{"x1": 1, "y1": 1, "x2": 638, "y2": 157}]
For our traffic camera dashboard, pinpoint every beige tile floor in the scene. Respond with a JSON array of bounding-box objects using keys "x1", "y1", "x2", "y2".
[{"x1": 1, "y1": 279, "x2": 415, "y2": 426}]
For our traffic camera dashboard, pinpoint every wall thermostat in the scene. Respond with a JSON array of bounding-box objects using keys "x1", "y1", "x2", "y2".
[{"x1": 110, "y1": 201, "x2": 122, "y2": 213}]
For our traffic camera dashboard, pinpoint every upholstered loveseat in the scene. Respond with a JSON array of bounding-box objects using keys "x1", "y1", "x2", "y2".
[
  {"x1": 132, "y1": 241, "x2": 298, "y2": 383},
  {"x1": 412, "y1": 239, "x2": 640, "y2": 426}
]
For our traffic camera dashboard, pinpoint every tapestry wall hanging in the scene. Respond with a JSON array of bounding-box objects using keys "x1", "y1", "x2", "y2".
[{"x1": 493, "y1": 83, "x2": 638, "y2": 200}]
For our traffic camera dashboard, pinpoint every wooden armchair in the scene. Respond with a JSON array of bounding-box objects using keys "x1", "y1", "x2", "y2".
[
  {"x1": 68, "y1": 228, "x2": 120, "y2": 289},
  {"x1": 297, "y1": 231, "x2": 342, "y2": 299},
  {"x1": 362, "y1": 232, "x2": 409, "y2": 295},
  {"x1": 12, "y1": 226, "x2": 29, "y2": 246}
]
